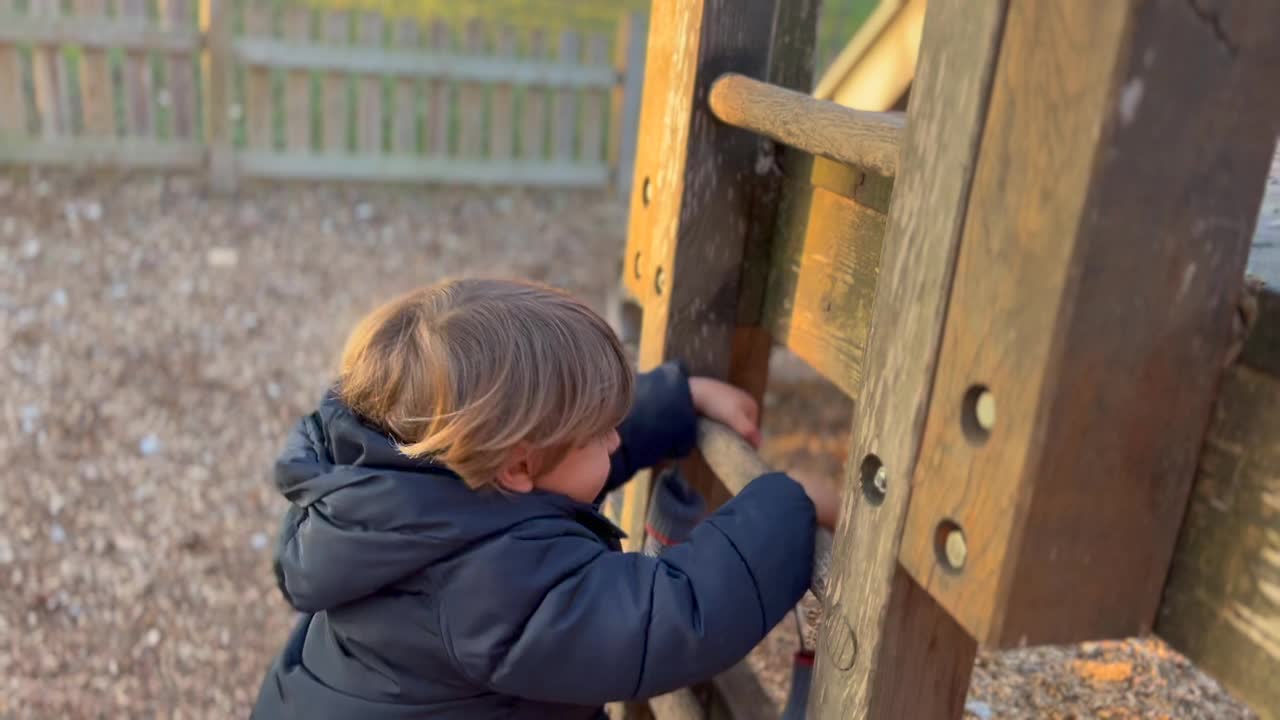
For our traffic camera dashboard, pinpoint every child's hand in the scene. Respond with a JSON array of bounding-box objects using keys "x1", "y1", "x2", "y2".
[
  {"x1": 689, "y1": 377, "x2": 762, "y2": 448},
  {"x1": 790, "y1": 470, "x2": 841, "y2": 530}
]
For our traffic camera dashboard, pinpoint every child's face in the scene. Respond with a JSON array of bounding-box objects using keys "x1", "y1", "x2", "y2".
[{"x1": 533, "y1": 429, "x2": 622, "y2": 504}]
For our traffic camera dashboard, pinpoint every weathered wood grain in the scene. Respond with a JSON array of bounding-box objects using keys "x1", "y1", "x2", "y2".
[
  {"x1": 709, "y1": 74, "x2": 904, "y2": 178},
  {"x1": 898, "y1": 0, "x2": 1280, "y2": 648},
  {"x1": 807, "y1": 0, "x2": 1009, "y2": 717},
  {"x1": 1159, "y1": 290, "x2": 1280, "y2": 720}
]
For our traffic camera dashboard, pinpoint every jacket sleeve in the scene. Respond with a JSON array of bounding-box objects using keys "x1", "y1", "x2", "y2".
[
  {"x1": 603, "y1": 361, "x2": 698, "y2": 494},
  {"x1": 440, "y1": 472, "x2": 816, "y2": 705}
]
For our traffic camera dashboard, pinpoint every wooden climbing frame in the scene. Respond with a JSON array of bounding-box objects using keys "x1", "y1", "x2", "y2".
[{"x1": 610, "y1": 0, "x2": 1280, "y2": 719}]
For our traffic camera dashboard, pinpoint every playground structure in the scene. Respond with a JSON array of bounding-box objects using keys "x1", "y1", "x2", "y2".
[{"x1": 608, "y1": 1, "x2": 1280, "y2": 719}]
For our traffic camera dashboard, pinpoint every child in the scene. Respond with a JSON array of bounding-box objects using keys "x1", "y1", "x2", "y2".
[{"x1": 252, "y1": 278, "x2": 839, "y2": 720}]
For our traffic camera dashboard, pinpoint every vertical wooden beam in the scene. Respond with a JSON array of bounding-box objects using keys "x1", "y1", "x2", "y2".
[
  {"x1": 283, "y1": 6, "x2": 313, "y2": 153},
  {"x1": 75, "y1": 0, "x2": 114, "y2": 138},
  {"x1": 1159, "y1": 289, "x2": 1280, "y2": 720},
  {"x1": 356, "y1": 12, "x2": 383, "y2": 154},
  {"x1": 620, "y1": 0, "x2": 781, "y2": 549},
  {"x1": 206, "y1": 0, "x2": 236, "y2": 191},
  {"x1": 897, "y1": 0, "x2": 1280, "y2": 647},
  {"x1": 322, "y1": 11, "x2": 351, "y2": 154},
  {"x1": 808, "y1": 0, "x2": 1009, "y2": 718}
]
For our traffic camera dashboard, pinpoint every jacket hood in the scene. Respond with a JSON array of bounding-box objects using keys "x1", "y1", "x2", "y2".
[{"x1": 271, "y1": 392, "x2": 587, "y2": 613}]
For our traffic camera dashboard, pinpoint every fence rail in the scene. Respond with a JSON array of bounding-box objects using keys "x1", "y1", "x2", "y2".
[{"x1": 0, "y1": 0, "x2": 646, "y2": 192}]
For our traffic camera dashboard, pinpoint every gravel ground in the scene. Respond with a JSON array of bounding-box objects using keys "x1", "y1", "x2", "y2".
[{"x1": 0, "y1": 170, "x2": 1259, "y2": 718}]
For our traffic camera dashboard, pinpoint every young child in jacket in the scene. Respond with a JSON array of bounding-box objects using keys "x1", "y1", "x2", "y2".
[{"x1": 252, "y1": 277, "x2": 839, "y2": 720}]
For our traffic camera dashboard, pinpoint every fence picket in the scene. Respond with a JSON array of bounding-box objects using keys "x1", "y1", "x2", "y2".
[
  {"x1": 283, "y1": 6, "x2": 312, "y2": 152},
  {"x1": 28, "y1": 0, "x2": 64, "y2": 139},
  {"x1": 357, "y1": 12, "x2": 383, "y2": 154},
  {"x1": 392, "y1": 19, "x2": 420, "y2": 154},
  {"x1": 427, "y1": 20, "x2": 451, "y2": 156},
  {"x1": 121, "y1": 0, "x2": 153, "y2": 137},
  {"x1": 489, "y1": 26, "x2": 516, "y2": 161},
  {"x1": 74, "y1": 0, "x2": 115, "y2": 138},
  {"x1": 0, "y1": 0, "x2": 27, "y2": 136},
  {"x1": 164, "y1": 0, "x2": 196, "y2": 139},
  {"x1": 322, "y1": 11, "x2": 350, "y2": 154},
  {"x1": 457, "y1": 19, "x2": 485, "y2": 158},
  {"x1": 578, "y1": 32, "x2": 608, "y2": 164},
  {"x1": 520, "y1": 29, "x2": 547, "y2": 160},
  {"x1": 553, "y1": 29, "x2": 580, "y2": 162},
  {"x1": 244, "y1": 3, "x2": 273, "y2": 150}
]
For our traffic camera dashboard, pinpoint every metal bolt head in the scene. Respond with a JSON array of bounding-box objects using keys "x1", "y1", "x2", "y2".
[
  {"x1": 944, "y1": 528, "x2": 968, "y2": 570},
  {"x1": 975, "y1": 390, "x2": 997, "y2": 432},
  {"x1": 633, "y1": 251, "x2": 643, "y2": 280},
  {"x1": 654, "y1": 266, "x2": 665, "y2": 296},
  {"x1": 642, "y1": 177, "x2": 653, "y2": 206},
  {"x1": 873, "y1": 466, "x2": 888, "y2": 496}
]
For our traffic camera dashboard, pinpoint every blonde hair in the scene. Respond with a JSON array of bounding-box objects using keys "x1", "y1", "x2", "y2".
[{"x1": 338, "y1": 278, "x2": 634, "y2": 488}]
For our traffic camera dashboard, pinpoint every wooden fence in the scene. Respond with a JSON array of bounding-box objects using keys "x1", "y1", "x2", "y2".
[{"x1": 0, "y1": 0, "x2": 647, "y2": 192}]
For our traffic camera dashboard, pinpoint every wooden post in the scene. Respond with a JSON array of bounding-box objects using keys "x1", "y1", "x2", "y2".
[
  {"x1": 322, "y1": 11, "x2": 351, "y2": 155},
  {"x1": 519, "y1": 28, "x2": 548, "y2": 161},
  {"x1": 489, "y1": 27, "x2": 516, "y2": 162},
  {"x1": 896, "y1": 0, "x2": 1280, "y2": 647},
  {"x1": 551, "y1": 29, "x2": 580, "y2": 163},
  {"x1": 578, "y1": 32, "x2": 609, "y2": 166},
  {"x1": 29, "y1": 0, "x2": 63, "y2": 139},
  {"x1": 357, "y1": 12, "x2": 383, "y2": 155},
  {"x1": 458, "y1": 19, "x2": 485, "y2": 158},
  {"x1": 426, "y1": 20, "x2": 452, "y2": 157},
  {"x1": 121, "y1": 0, "x2": 153, "y2": 138},
  {"x1": 243, "y1": 3, "x2": 273, "y2": 151},
  {"x1": 1159, "y1": 288, "x2": 1280, "y2": 720},
  {"x1": 392, "y1": 19, "x2": 421, "y2": 155},
  {"x1": 807, "y1": 0, "x2": 1008, "y2": 717},
  {"x1": 206, "y1": 0, "x2": 237, "y2": 192}
]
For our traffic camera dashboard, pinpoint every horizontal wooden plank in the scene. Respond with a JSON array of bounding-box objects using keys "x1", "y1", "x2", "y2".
[
  {"x1": 0, "y1": 138, "x2": 203, "y2": 167},
  {"x1": 0, "y1": 13, "x2": 200, "y2": 52},
  {"x1": 232, "y1": 37, "x2": 619, "y2": 89},
  {"x1": 236, "y1": 151, "x2": 609, "y2": 187},
  {"x1": 709, "y1": 73, "x2": 904, "y2": 177},
  {"x1": 1158, "y1": 290, "x2": 1280, "y2": 720},
  {"x1": 762, "y1": 182, "x2": 885, "y2": 399}
]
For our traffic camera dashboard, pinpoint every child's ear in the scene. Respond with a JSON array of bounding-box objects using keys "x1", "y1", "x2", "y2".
[{"x1": 496, "y1": 443, "x2": 537, "y2": 493}]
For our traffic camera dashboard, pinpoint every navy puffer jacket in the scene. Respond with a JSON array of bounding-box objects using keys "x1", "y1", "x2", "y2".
[{"x1": 252, "y1": 362, "x2": 816, "y2": 719}]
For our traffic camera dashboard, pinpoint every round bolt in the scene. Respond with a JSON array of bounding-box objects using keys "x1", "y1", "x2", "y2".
[
  {"x1": 633, "y1": 251, "x2": 643, "y2": 280},
  {"x1": 873, "y1": 466, "x2": 888, "y2": 496},
  {"x1": 944, "y1": 527, "x2": 968, "y2": 570},
  {"x1": 642, "y1": 177, "x2": 653, "y2": 207},
  {"x1": 859, "y1": 455, "x2": 886, "y2": 506},
  {"x1": 975, "y1": 390, "x2": 996, "y2": 432},
  {"x1": 654, "y1": 266, "x2": 666, "y2": 296}
]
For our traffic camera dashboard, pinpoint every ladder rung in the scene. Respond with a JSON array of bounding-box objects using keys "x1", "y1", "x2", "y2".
[{"x1": 708, "y1": 72, "x2": 905, "y2": 178}]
